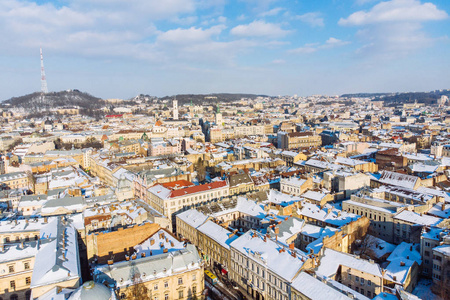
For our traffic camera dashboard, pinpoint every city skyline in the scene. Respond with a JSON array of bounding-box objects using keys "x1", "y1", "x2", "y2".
[{"x1": 0, "y1": 0, "x2": 449, "y2": 100}]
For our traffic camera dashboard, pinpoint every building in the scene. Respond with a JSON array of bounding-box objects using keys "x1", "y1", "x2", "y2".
[
  {"x1": 229, "y1": 230, "x2": 314, "y2": 300},
  {"x1": 197, "y1": 220, "x2": 238, "y2": 273},
  {"x1": 94, "y1": 241, "x2": 204, "y2": 300},
  {"x1": 175, "y1": 209, "x2": 209, "y2": 245},
  {"x1": 278, "y1": 131, "x2": 321, "y2": 150},
  {"x1": 0, "y1": 172, "x2": 29, "y2": 190},
  {"x1": 146, "y1": 180, "x2": 229, "y2": 230},
  {"x1": 280, "y1": 177, "x2": 313, "y2": 196},
  {"x1": 173, "y1": 99, "x2": 178, "y2": 120},
  {"x1": 229, "y1": 172, "x2": 255, "y2": 195},
  {"x1": 316, "y1": 248, "x2": 383, "y2": 299},
  {"x1": 343, "y1": 195, "x2": 401, "y2": 244}
]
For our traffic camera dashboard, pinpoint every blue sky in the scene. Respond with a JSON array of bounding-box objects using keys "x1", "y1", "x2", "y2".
[{"x1": 0, "y1": 0, "x2": 449, "y2": 100}]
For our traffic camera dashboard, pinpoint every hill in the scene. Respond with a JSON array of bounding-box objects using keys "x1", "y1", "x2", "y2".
[
  {"x1": 159, "y1": 93, "x2": 269, "y2": 105},
  {"x1": 1, "y1": 90, "x2": 106, "y2": 112}
]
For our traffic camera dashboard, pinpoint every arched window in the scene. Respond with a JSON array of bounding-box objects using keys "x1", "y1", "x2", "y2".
[{"x1": 10, "y1": 295, "x2": 18, "y2": 300}]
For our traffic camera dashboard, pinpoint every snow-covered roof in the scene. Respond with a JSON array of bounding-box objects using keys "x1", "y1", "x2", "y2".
[
  {"x1": 31, "y1": 219, "x2": 80, "y2": 288},
  {"x1": 316, "y1": 248, "x2": 383, "y2": 278},
  {"x1": 291, "y1": 272, "x2": 359, "y2": 300},
  {"x1": 197, "y1": 220, "x2": 238, "y2": 250},
  {"x1": 230, "y1": 230, "x2": 308, "y2": 282},
  {"x1": 387, "y1": 242, "x2": 421, "y2": 265},
  {"x1": 377, "y1": 171, "x2": 419, "y2": 190},
  {"x1": 394, "y1": 210, "x2": 442, "y2": 226},
  {"x1": 176, "y1": 209, "x2": 208, "y2": 229}
]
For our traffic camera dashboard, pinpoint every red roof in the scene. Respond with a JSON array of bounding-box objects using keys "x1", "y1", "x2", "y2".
[
  {"x1": 170, "y1": 180, "x2": 228, "y2": 198},
  {"x1": 162, "y1": 180, "x2": 195, "y2": 189},
  {"x1": 106, "y1": 114, "x2": 123, "y2": 118}
]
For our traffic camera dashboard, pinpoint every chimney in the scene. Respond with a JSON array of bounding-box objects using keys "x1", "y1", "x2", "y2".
[
  {"x1": 400, "y1": 261, "x2": 405, "y2": 267},
  {"x1": 289, "y1": 243, "x2": 295, "y2": 250},
  {"x1": 278, "y1": 248, "x2": 285, "y2": 253},
  {"x1": 44, "y1": 217, "x2": 48, "y2": 223},
  {"x1": 291, "y1": 251, "x2": 296, "y2": 258},
  {"x1": 410, "y1": 245, "x2": 413, "y2": 251},
  {"x1": 163, "y1": 248, "x2": 168, "y2": 253},
  {"x1": 275, "y1": 227, "x2": 279, "y2": 235},
  {"x1": 150, "y1": 239, "x2": 155, "y2": 246},
  {"x1": 141, "y1": 252, "x2": 146, "y2": 258},
  {"x1": 442, "y1": 203, "x2": 446, "y2": 211},
  {"x1": 263, "y1": 236, "x2": 267, "y2": 242}
]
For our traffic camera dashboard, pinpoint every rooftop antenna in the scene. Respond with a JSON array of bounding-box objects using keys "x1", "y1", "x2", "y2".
[{"x1": 40, "y1": 47, "x2": 48, "y2": 94}]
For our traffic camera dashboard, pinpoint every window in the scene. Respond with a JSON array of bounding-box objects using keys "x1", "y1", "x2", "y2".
[
  {"x1": 164, "y1": 281, "x2": 169, "y2": 288},
  {"x1": 192, "y1": 274, "x2": 196, "y2": 281},
  {"x1": 178, "y1": 277, "x2": 183, "y2": 285},
  {"x1": 355, "y1": 287, "x2": 359, "y2": 292},
  {"x1": 367, "y1": 291, "x2": 372, "y2": 298},
  {"x1": 178, "y1": 290, "x2": 184, "y2": 299},
  {"x1": 361, "y1": 278, "x2": 365, "y2": 284},
  {"x1": 361, "y1": 289, "x2": 364, "y2": 295},
  {"x1": 10, "y1": 280, "x2": 15, "y2": 290},
  {"x1": 8, "y1": 265, "x2": 14, "y2": 273},
  {"x1": 355, "y1": 276, "x2": 359, "y2": 282},
  {"x1": 24, "y1": 262, "x2": 30, "y2": 270},
  {"x1": 165, "y1": 295, "x2": 169, "y2": 300},
  {"x1": 25, "y1": 277, "x2": 31, "y2": 285},
  {"x1": 367, "y1": 280, "x2": 372, "y2": 286},
  {"x1": 425, "y1": 251, "x2": 430, "y2": 257},
  {"x1": 154, "y1": 283, "x2": 158, "y2": 290},
  {"x1": 348, "y1": 274, "x2": 351, "y2": 280},
  {"x1": 153, "y1": 296, "x2": 158, "y2": 300},
  {"x1": 192, "y1": 286, "x2": 197, "y2": 294}
]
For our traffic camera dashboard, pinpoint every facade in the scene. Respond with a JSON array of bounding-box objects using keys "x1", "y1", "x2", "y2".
[
  {"x1": 0, "y1": 172, "x2": 29, "y2": 190},
  {"x1": 146, "y1": 180, "x2": 229, "y2": 230},
  {"x1": 280, "y1": 177, "x2": 312, "y2": 196},
  {"x1": 278, "y1": 131, "x2": 322, "y2": 150},
  {"x1": 229, "y1": 230, "x2": 314, "y2": 300},
  {"x1": 94, "y1": 244, "x2": 204, "y2": 300}
]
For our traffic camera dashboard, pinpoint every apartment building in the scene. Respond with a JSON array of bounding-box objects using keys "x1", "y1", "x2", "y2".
[
  {"x1": 317, "y1": 248, "x2": 384, "y2": 299},
  {"x1": 420, "y1": 227, "x2": 449, "y2": 277},
  {"x1": 280, "y1": 177, "x2": 313, "y2": 196},
  {"x1": 229, "y1": 230, "x2": 313, "y2": 300},
  {"x1": 278, "y1": 131, "x2": 321, "y2": 150},
  {"x1": 197, "y1": 220, "x2": 238, "y2": 273},
  {"x1": 147, "y1": 180, "x2": 229, "y2": 230},
  {"x1": 431, "y1": 243, "x2": 450, "y2": 296},
  {"x1": 0, "y1": 172, "x2": 29, "y2": 190},
  {"x1": 342, "y1": 195, "x2": 402, "y2": 244},
  {"x1": 94, "y1": 235, "x2": 204, "y2": 300},
  {"x1": 175, "y1": 209, "x2": 209, "y2": 245}
]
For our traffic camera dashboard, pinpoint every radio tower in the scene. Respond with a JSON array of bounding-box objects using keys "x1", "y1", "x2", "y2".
[{"x1": 40, "y1": 47, "x2": 48, "y2": 94}]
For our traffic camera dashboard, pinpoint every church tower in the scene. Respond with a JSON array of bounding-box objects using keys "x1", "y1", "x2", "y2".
[
  {"x1": 215, "y1": 104, "x2": 222, "y2": 127},
  {"x1": 173, "y1": 98, "x2": 178, "y2": 120}
]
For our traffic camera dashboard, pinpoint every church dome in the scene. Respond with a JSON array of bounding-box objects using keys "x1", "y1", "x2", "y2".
[{"x1": 68, "y1": 281, "x2": 115, "y2": 300}]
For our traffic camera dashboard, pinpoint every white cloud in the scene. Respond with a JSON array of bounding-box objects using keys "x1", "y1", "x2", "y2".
[
  {"x1": 271, "y1": 59, "x2": 285, "y2": 64},
  {"x1": 230, "y1": 20, "x2": 291, "y2": 38},
  {"x1": 288, "y1": 37, "x2": 349, "y2": 54},
  {"x1": 295, "y1": 12, "x2": 324, "y2": 27},
  {"x1": 339, "y1": 0, "x2": 448, "y2": 25},
  {"x1": 339, "y1": 0, "x2": 448, "y2": 59},
  {"x1": 259, "y1": 7, "x2": 284, "y2": 17},
  {"x1": 157, "y1": 25, "x2": 225, "y2": 45}
]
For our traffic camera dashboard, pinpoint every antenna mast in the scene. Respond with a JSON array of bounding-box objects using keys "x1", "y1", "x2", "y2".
[{"x1": 40, "y1": 47, "x2": 48, "y2": 94}]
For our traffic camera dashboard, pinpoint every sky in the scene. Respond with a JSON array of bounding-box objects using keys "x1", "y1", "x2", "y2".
[{"x1": 0, "y1": 0, "x2": 449, "y2": 100}]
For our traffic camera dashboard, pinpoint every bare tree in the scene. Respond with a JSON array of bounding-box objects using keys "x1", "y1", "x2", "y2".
[
  {"x1": 126, "y1": 267, "x2": 150, "y2": 300},
  {"x1": 26, "y1": 171, "x2": 36, "y2": 194}
]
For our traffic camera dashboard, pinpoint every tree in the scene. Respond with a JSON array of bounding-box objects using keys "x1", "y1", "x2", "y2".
[
  {"x1": 26, "y1": 171, "x2": 36, "y2": 194},
  {"x1": 125, "y1": 267, "x2": 150, "y2": 300}
]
